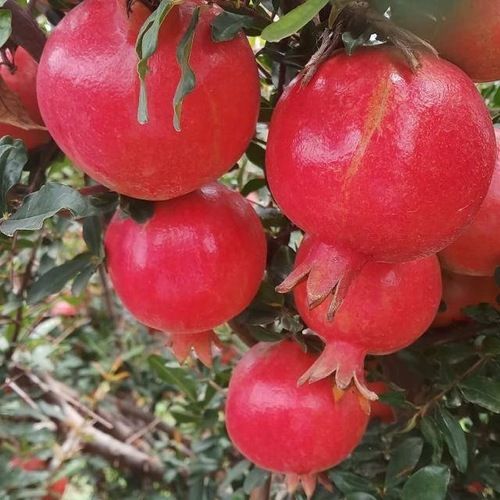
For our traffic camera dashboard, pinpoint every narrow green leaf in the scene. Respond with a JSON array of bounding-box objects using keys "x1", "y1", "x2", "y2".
[
  {"x1": 402, "y1": 466, "x2": 450, "y2": 500},
  {"x1": 136, "y1": 0, "x2": 179, "y2": 124},
  {"x1": 330, "y1": 471, "x2": 377, "y2": 494},
  {"x1": 346, "y1": 494, "x2": 377, "y2": 500},
  {"x1": 261, "y1": 0, "x2": 329, "y2": 42},
  {"x1": 173, "y1": 7, "x2": 200, "y2": 132},
  {"x1": 148, "y1": 354, "x2": 197, "y2": 401},
  {"x1": 243, "y1": 467, "x2": 268, "y2": 494},
  {"x1": 0, "y1": 136, "x2": 27, "y2": 213},
  {"x1": 211, "y1": 11, "x2": 257, "y2": 41},
  {"x1": 71, "y1": 264, "x2": 97, "y2": 296},
  {"x1": 420, "y1": 416, "x2": 443, "y2": 464},
  {"x1": 385, "y1": 437, "x2": 423, "y2": 488},
  {"x1": 246, "y1": 141, "x2": 266, "y2": 168},
  {"x1": 27, "y1": 253, "x2": 93, "y2": 304},
  {"x1": 0, "y1": 9, "x2": 11, "y2": 48},
  {"x1": 0, "y1": 183, "x2": 97, "y2": 236},
  {"x1": 459, "y1": 375, "x2": 500, "y2": 413},
  {"x1": 82, "y1": 216, "x2": 104, "y2": 258},
  {"x1": 435, "y1": 407, "x2": 468, "y2": 473},
  {"x1": 240, "y1": 178, "x2": 266, "y2": 197}
]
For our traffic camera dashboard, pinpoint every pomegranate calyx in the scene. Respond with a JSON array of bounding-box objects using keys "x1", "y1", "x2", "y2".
[
  {"x1": 168, "y1": 330, "x2": 222, "y2": 367},
  {"x1": 276, "y1": 238, "x2": 367, "y2": 317},
  {"x1": 285, "y1": 473, "x2": 318, "y2": 498}
]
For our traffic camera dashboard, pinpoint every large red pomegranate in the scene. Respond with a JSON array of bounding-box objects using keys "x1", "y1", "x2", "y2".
[
  {"x1": 226, "y1": 340, "x2": 369, "y2": 496},
  {"x1": 439, "y1": 129, "x2": 500, "y2": 277},
  {"x1": 0, "y1": 47, "x2": 49, "y2": 149},
  {"x1": 267, "y1": 47, "x2": 495, "y2": 309},
  {"x1": 293, "y1": 236, "x2": 442, "y2": 398},
  {"x1": 395, "y1": 0, "x2": 500, "y2": 82},
  {"x1": 37, "y1": 0, "x2": 260, "y2": 200},
  {"x1": 432, "y1": 273, "x2": 499, "y2": 328},
  {"x1": 105, "y1": 183, "x2": 266, "y2": 363}
]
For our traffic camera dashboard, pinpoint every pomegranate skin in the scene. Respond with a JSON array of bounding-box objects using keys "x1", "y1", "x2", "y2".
[
  {"x1": 226, "y1": 341, "x2": 368, "y2": 477},
  {"x1": 266, "y1": 47, "x2": 495, "y2": 262},
  {"x1": 439, "y1": 129, "x2": 500, "y2": 277},
  {"x1": 104, "y1": 183, "x2": 266, "y2": 334},
  {"x1": 37, "y1": 0, "x2": 260, "y2": 200},
  {"x1": 433, "y1": 273, "x2": 499, "y2": 328},
  {"x1": 0, "y1": 47, "x2": 49, "y2": 149},
  {"x1": 293, "y1": 235, "x2": 442, "y2": 395}
]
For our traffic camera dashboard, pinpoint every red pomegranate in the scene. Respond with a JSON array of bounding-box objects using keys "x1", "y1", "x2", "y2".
[
  {"x1": 226, "y1": 340, "x2": 369, "y2": 496},
  {"x1": 432, "y1": 273, "x2": 499, "y2": 328},
  {"x1": 367, "y1": 381, "x2": 396, "y2": 424},
  {"x1": 267, "y1": 47, "x2": 495, "y2": 310},
  {"x1": 0, "y1": 47, "x2": 49, "y2": 149},
  {"x1": 293, "y1": 236, "x2": 442, "y2": 398},
  {"x1": 439, "y1": 129, "x2": 500, "y2": 277},
  {"x1": 105, "y1": 183, "x2": 266, "y2": 364},
  {"x1": 37, "y1": 0, "x2": 260, "y2": 200},
  {"x1": 395, "y1": 0, "x2": 500, "y2": 82}
]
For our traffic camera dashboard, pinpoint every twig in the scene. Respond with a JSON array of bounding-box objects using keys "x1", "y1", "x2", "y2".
[{"x1": 125, "y1": 416, "x2": 161, "y2": 445}]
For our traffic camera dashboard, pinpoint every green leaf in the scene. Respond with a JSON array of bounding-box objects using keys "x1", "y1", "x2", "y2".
[
  {"x1": 148, "y1": 354, "x2": 198, "y2": 401},
  {"x1": 243, "y1": 467, "x2": 268, "y2": 494},
  {"x1": 435, "y1": 407, "x2": 468, "y2": 473},
  {"x1": 173, "y1": 6, "x2": 200, "y2": 132},
  {"x1": 211, "y1": 11, "x2": 257, "y2": 42},
  {"x1": 261, "y1": 0, "x2": 329, "y2": 42},
  {"x1": 346, "y1": 495, "x2": 377, "y2": 500},
  {"x1": 402, "y1": 466, "x2": 450, "y2": 500},
  {"x1": 0, "y1": 8, "x2": 11, "y2": 48},
  {"x1": 459, "y1": 375, "x2": 500, "y2": 413},
  {"x1": 82, "y1": 216, "x2": 104, "y2": 259},
  {"x1": 330, "y1": 471, "x2": 377, "y2": 494},
  {"x1": 136, "y1": 0, "x2": 179, "y2": 124},
  {"x1": 0, "y1": 136, "x2": 27, "y2": 213},
  {"x1": 246, "y1": 141, "x2": 266, "y2": 169},
  {"x1": 0, "y1": 183, "x2": 97, "y2": 236},
  {"x1": 385, "y1": 437, "x2": 423, "y2": 488},
  {"x1": 71, "y1": 263, "x2": 97, "y2": 296},
  {"x1": 240, "y1": 178, "x2": 266, "y2": 197},
  {"x1": 27, "y1": 253, "x2": 93, "y2": 304},
  {"x1": 420, "y1": 416, "x2": 443, "y2": 464},
  {"x1": 119, "y1": 196, "x2": 155, "y2": 224}
]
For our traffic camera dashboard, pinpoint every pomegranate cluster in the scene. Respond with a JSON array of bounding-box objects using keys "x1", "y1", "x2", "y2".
[{"x1": 29, "y1": 0, "x2": 500, "y2": 496}]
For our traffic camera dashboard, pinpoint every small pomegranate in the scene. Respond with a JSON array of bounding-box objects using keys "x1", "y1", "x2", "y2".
[
  {"x1": 226, "y1": 340, "x2": 369, "y2": 496},
  {"x1": 395, "y1": 0, "x2": 500, "y2": 82},
  {"x1": 433, "y1": 273, "x2": 499, "y2": 328},
  {"x1": 439, "y1": 129, "x2": 500, "y2": 277},
  {"x1": 293, "y1": 236, "x2": 442, "y2": 398},
  {"x1": 37, "y1": 0, "x2": 260, "y2": 200},
  {"x1": 367, "y1": 381, "x2": 396, "y2": 424},
  {"x1": 105, "y1": 183, "x2": 266, "y2": 364},
  {"x1": 0, "y1": 47, "x2": 49, "y2": 149},
  {"x1": 267, "y1": 47, "x2": 495, "y2": 310}
]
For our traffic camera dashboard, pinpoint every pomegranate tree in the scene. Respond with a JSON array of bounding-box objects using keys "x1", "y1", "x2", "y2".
[
  {"x1": 293, "y1": 236, "x2": 442, "y2": 398},
  {"x1": 226, "y1": 340, "x2": 369, "y2": 496},
  {"x1": 439, "y1": 129, "x2": 500, "y2": 277},
  {"x1": 0, "y1": 47, "x2": 49, "y2": 149},
  {"x1": 37, "y1": 0, "x2": 260, "y2": 200},
  {"x1": 267, "y1": 47, "x2": 495, "y2": 310},
  {"x1": 104, "y1": 183, "x2": 266, "y2": 363}
]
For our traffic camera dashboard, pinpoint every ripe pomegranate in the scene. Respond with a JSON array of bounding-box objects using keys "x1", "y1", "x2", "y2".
[
  {"x1": 439, "y1": 129, "x2": 500, "y2": 277},
  {"x1": 226, "y1": 340, "x2": 369, "y2": 496},
  {"x1": 0, "y1": 47, "x2": 49, "y2": 149},
  {"x1": 10, "y1": 457, "x2": 68, "y2": 499},
  {"x1": 293, "y1": 235, "x2": 442, "y2": 398},
  {"x1": 267, "y1": 47, "x2": 495, "y2": 310},
  {"x1": 367, "y1": 381, "x2": 396, "y2": 424},
  {"x1": 395, "y1": 0, "x2": 500, "y2": 82},
  {"x1": 37, "y1": 0, "x2": 260, "y2": 200},
  {"x1": 105, "y1": 183, "x2": 266, "y2": 364},
  {"x1": 433, "y1": 273, "x2": 499, "y2": 328}
]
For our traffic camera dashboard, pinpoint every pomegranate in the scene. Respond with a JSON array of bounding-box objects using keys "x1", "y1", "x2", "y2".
[
  {"x1": 433, "y1": 273, "x2": 499, "y2": 328},
  {"x1": 395, "y1": 0, "x2": 500, "y2": 82},
  {"x1": 37, "y1": 0, "x2": 260, "y2": 200},
  {"x1": 439, "y1": 129, "x2": 500, "y2": 277},
  {"x1": 367, "y1": 381, "x2": 396, "y2": 424},
  {"x1": 226, "y1": 340, "x2": 369, "y2": 496},
  {"x1": 105, "y1": 183, "x2": 266, "y2": 364},
  {"x1": 0, "y1": 47, "x2": 49, "y2": 149},
  {"x1": 267, "y1": 47, "x2": 495, "y2": 310},
  {"x1": 293, "y1": 235, "x2": 442, "y2": 398}
]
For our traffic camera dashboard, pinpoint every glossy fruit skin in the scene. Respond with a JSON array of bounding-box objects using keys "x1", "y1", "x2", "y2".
[
  {"x1": 267, "y1": 47, "x2": 495, "y2": 263},
  {"x1": 396, "y1": 0, "x2": 500, "y2": 82},
  {"x1": 105, "y1": 183, "x2": 266, "y2": 333},
  {"x1": 433, "y1": 273, "x2": 499, "y2": 328},
  {"x1": 226, "y1": 341, "x2": 368, "y2": 475},
  {"x1": 37, "y1": 0, "x2": 260, "y2": 200},
  {"x1": 0, "y1": 47, "x2": 49, "y2": 149},
  {"x1": 439, "y1": 129, "x2": 500, "y2": 277}
]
